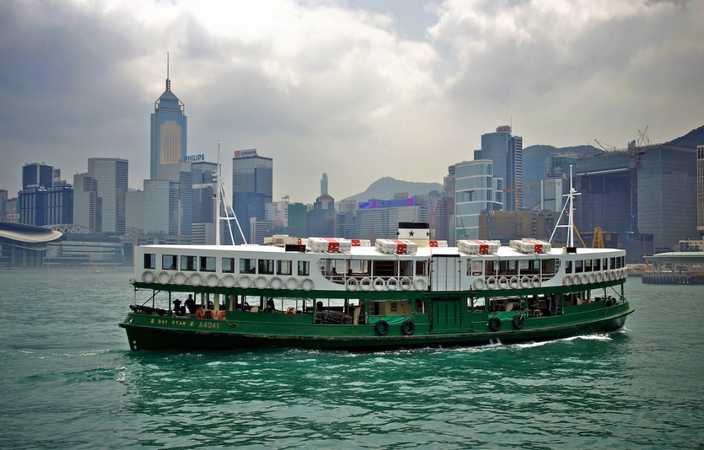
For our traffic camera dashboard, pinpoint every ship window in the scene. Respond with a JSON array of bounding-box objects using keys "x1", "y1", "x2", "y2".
[
  {"x1": 470, "y1": 260, "x2": 483, "y2": 276},
  {"x1": 415, "y1": 261, "x2": 426, "y2": 276},
  {"x1": 542, "y1": 258, "x2": 557, "y2": 275},
  {"x1": 565, "y1": 261, "x2": 573, "y2": 273},
  {"x1": 278, "y1": 260, "x2": 292, "y2": 276},
  {"x1": 349, "y1": 260, "x2": 370, "y2": 275},
  {"x1": 499, "y1": 260, "x2": 517, "y2": 275},
  {"x1": 258, "y1": 259, "x2": 274, "y2": 275},
  {"x1": 575, "y1": 260, "x2": 583, "y2": 273},
  {"x1": 162, "y1": 254, "x2": 178, "y2": 270},
  {"x1": 298, "y1": 260, "x2": 310, "y2": 276},
  {"x1": 594, "y1": 259, "x2": 601, "y2": 271},
  {"x1": 200, "y1": 256, "x2": 216, "y2": 272},
  {"x1": 222, "y1": 258, "x2": 235, "y2": 273},
  {"x1": 144, "y1": 253, "x2": 156, "y2": 269},
  {"x1": 240, "y1": 258, "x2": 256, "y2": 274},
  {"x1": 181, "y1": 255, "x2": 197, "y2": 271},
  {"x1": 585, "y1": 259, "x2": 593, "y2": 272},
  {"x1": 609, "y1": 258, "x2": 615, "y2": 270},
  {"x1": 485, "y1": 260, "x2": 497, "y2": 276}
]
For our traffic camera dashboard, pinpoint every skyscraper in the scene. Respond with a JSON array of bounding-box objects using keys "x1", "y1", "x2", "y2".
[
  {"x1": 150, "y1": 59, "x2": 187, "y2": 181},
  {"x1": 476, "y1": 126, "x2": 523, "y2": 211},
  {"x1": 74, "y1": 158, "x2": 128, "y2": 234},
  {"x1": 22, "y1": 163, "x2": 54, "y2": 189},
  {"x1": 231, "y1": 149, "x2": 273, "y2": 244}
]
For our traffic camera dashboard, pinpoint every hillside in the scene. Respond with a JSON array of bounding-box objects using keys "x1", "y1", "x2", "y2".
[
  {"x1": 342, "y1": 177, "x2": 443, "y2": 203},
  {"x1": 668, "y1": 125, "x2": 704, "y2": 148}
]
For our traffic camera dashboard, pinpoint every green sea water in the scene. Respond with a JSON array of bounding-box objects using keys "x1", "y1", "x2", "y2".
[{"x1": 0, "y1": 270, "x2": 702, "y2": 449}]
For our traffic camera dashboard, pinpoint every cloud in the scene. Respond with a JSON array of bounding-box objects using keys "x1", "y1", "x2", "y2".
[{"x1": 0, "y1": 0, "x2": 701, "y2": 203}]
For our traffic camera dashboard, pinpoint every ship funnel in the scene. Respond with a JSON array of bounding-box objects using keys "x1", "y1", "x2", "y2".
[{"x1": 397, "y1": 222, "x2": 432, "y2": 247}]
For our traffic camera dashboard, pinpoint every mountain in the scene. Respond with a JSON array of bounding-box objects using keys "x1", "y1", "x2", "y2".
[
  {"x1": 342, "y1": 177, "x2": 443, "y2": 203},
  {"x1": 668, "y1": 125, "x2": 704, "y2": 148}
]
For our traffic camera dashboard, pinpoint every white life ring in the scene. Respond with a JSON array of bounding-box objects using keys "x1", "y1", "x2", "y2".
[
  {"x1": 563, "y1": 274, "x2": 572, "y2": 286},
  {"x1": 520, "y1": 276, "x2": 531, "y2": 289},
  {"x1": 610, "y1": 270, "x2": 616, "y2": 281},
  {"x1": 400, "y1": 277, "x2": 412, "y2": 291},
  {"x1": 346, "y1": 277, "x2": 359, "y2": 292},
  {"x1": 285, "y1": 277, "x2": 298, "y2": 290},
  {"x1": 141, "y1": 270, "x2": 155, "y2": 283},
  {"x1": 360, "y1": 277, "x2": 372, "y2": 292},
  {"x1": 206, "y1": 273, "x2": 220, "y2": 288},
  {"x1": 373, "y1": 277, "x2": 386, "y2": 292},
  {"x1": 189, "y1": 273, "x2": 202, "y2": 287},
  {"x1": 509, "y1": 276, "x2": 520, "y2": 289},
  {"x1": 414, "y1": 278, "x2": 427, "y2": 291},
  {"x1": 531, "y1": 275, "x2": 541, "y2": 288},
  {"x1": 486, "y1": 276, "x2": 498, "y2": 290},
  {"x1": 596, "y1": 272, "x2": 604, "y2": 283},
  {"x1": 269, "y1": 276, "x2": 283, "y2": 290},
  {"x1": 498, "y1": 276, "x2": 509, "y2": 289},
  {"x1": 238, "y1": 275, "x2": 252, "y2": 289},
  {"x1": 386, "y1": 277, "x2": 398, "y2": 291},
  {"x1": 572, "y1": 274, "x2": 581, "y2": 285},
  {"x1": 255, "y1": 276, "x2": 268, "y2": 290},
  {"x1": 589, "y1": 273, "x2": 596, "y2": 284},
  {"x1": 473, "y1": 277, "x2": 485, "y2": 290},
  {"x1": 622, "y1": 268, "x2": 628, "y2": 279},
  {"x1": 173, "y1": 271, "x2": 187, "y2": 286},
  {"x1": 301, "y1": 278, "x2": 314, "y2": 292},
  {"x1": 581, "y1": 274, "x2": 589, "y2": 285},
  {"x1": 157, "y1": 271, "x2": 171, "y2": 284},
  {"x1": 222, "y1": 274, "x2": 236, "y2": 288}
]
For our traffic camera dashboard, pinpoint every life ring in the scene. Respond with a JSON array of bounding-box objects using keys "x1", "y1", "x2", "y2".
[
  {"x1": 346, "y1": 277, "x2": 359, "y2": 292},
  {"x1": 189, "y1": 273, "x2": 202, "y2": 287},
  {"x1": 196, "y1": 307, "x2": 205, "y2": 319},
  {"x1": 401, "y1": 319, "x2": 416, "y2": 336},
  {"x1": 360, "y1": 277, "x2": 372, "y2": 291},
  {"x1": 222, "y1": 274, "x2": 236, "y2": 288},
  {"x1": 217, "y1": 310, "x2": 226, "y2": 320},
  {"x1": 386, "y1": 277, "x2": 399, "y2": 291},
  {"x1": 520, "y1": 276, "x2": 531, "y2": 289},
  {"x1": 509, "y1": 276, "x2": 520, "y2": 289},
  {"x1": 531, "y1": 275, "x2": 541, "y2": 288},
  {"x1": 285, "y1": 277, "x2": 298, "y2": 290},
  {"x1": 373, "y1": 277, "x2": 386, "y2": 292},
  {"x1": 563, "y1": 275, "x2": 572, "y2": 286},
  {"x1": 238, "y1": 275, "x2": 252, "y2": 289},
  {"x1": 572, "y1": 274, "x2": 581, "y2": 285},
  {"x1": 301, "y1": 278, "x2": 314, "y2": 292},
  {"x1": 488, "y1": 317, "x2": 502, "y2": 332},
  {"x1": 414, "y1": 278, "x2": 427, "y2": 291},
  {"x1": 596, "y1": 271, "x2": 604, "y2": 283},
  {"x1": 206, "y1": 273, "x2": 220, "y2": 288},
  {"x1": 141, "y1": 270, "x2": 155, "y2": 283},
  {"x1": 610, "y1": 270, "x2": 616, "y2": 280},
  {"x1": 400, "y1": 277, "x2": 412, "y2": 291},
  {"x1": 255, "y1": 276, "x2": 268, "y2": 289},
  {"x1": 581, "y1": 274, "x2": 589, "y2": 285},
  {"x1": 498, "y1": 276, "x2": 509, "y2": 290},
  {"x1": 269, "y1": 276, "x2": 283, "y2": 290},
  {"x1": 513, "y1": 314, "x2": 525, "y2": 330},
  {"x1": 486, "y1": 276, "x2": 498, "y2": 290},
  {"x1": 173, "y1": 271, "x2": 187, "y2": 285},
  {"x1": 157, "y1": 271, "x2": 171, "y2": 284},
  {"x1": 375, "y1": 320, "x2": 390, "y2": 336},
  {"x1": 622, "y1": 268, "x2": 628, "y2": 279},
  {"x1": 473, "y1": 278, "x2": 485, "y2": 290}
]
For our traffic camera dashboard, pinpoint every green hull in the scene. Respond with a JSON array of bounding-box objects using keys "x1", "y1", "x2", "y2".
[{"x1": 119, "y1": 302, "x2": 633, "y2": 351}]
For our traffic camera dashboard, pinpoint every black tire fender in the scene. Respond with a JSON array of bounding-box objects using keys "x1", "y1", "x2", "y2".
[
  {"x1": 513, "y1": 314, "x2": 525, "y2": 330},
  {"x1": 401, "y1": 319, "x2": 416, "y2": 336},
  {"x1": 375, "y1": 320, "x2": 390, "y2": 336},
  {"x1": 488, "y1": 317, "x2": 502, "y2": 332}
]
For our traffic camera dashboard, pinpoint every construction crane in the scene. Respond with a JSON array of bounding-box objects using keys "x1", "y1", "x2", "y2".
[
  {"x1": 594, "y1": 139, "x2": 617, "y2": 151},
  {"x1": 592, "y1": 227, "x2": 605, "y2": 248}
]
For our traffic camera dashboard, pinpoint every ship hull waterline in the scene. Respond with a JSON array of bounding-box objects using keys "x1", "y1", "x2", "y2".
[{"x1": 120, "y1": 305, "x2": 633, "y2": 351}]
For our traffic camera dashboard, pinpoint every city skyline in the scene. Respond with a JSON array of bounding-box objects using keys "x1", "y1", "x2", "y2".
[{"x1": 1, "y1": 1, "x2": 703, "y2": 203}]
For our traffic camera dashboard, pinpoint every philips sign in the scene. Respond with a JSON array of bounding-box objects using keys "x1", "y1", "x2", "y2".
[{"x1": 183, "y1": 154, "x2": 205, "y2": 162}]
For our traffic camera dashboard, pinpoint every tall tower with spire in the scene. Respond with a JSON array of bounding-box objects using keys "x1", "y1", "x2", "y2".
[{"x1": 150, "y1": 55, "x2": 187, "y2": 180}]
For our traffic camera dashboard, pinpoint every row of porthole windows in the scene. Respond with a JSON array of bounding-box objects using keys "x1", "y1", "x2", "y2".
[{"x1": 143, "y1": 253, "x2": 311, "y2": 277}]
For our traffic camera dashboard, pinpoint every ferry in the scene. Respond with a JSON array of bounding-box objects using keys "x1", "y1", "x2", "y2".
[{"x1": 119, "y1": 227, "x2": 633, "y2": 351}]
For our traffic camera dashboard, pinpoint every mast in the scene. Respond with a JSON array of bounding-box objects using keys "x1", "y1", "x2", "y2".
[{"x1": 549, "y1": 165, "x2": 580, "y2": 251}]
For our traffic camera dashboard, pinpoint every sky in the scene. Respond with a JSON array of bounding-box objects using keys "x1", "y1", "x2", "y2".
[{"x1": 1, "y1": 0, "x2": 702, "y2": 203}]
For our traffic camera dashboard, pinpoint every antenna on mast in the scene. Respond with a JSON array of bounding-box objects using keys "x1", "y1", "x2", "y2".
[{"x1": 166, "y1": 53, "x2": 171, "y2": 91}]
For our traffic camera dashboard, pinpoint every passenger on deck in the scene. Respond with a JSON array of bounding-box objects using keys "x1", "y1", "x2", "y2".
[
  {"x1": 173, "y1": 299, "x2": 182, "y2": 315},
  {"x1": 185, "y1": 295, "x2": 197, "y2": 314}
]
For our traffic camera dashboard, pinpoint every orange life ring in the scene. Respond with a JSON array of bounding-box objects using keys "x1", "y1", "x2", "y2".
[
  {"x1": 196, "y1": 307, "x2": 205, "y2": 319},
  {"x1": 217, "y1": 310, "x2": 226, "y2": 320}
]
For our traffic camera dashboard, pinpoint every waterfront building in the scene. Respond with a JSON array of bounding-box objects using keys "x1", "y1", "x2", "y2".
[
  {"x1": 308, "y1": 194, "x2": 336, "y2": 237},
  {"x1": 354, "y1": 199, "x2": 428, "y2": 241},
  {"x1": 86, "y1": 158, "x2": 128, "y2": 234},
  {"x1": 22, "y1": 162, "x2": 54, "y2": 189},
  {"x1": 18, "y1": 185, "x2": 73, "y2": 226},
  {"x1": 142, "y1": 180, "x2": 180, "y2": 235},
  {"x1": 73, "y1": 173, "x2": 102, "y2": 232},
  {"x1": 452, "y1": 160, "x2": 503, "y2": 241},
  {"x1": 475, "y1": 125, "x2": 523, "y2": 211},
  {"x1": 150, "y1": 64, "x2": 187, "y2": 181},
  {"x1": 287, "y1": 203, "x2": 308, "y2": 238},
  {"x1": 0, "y1": 189, "x2": 7, "y2": 220},
  {"x1": 231, "y1": 149, "x2": 273, "y2": 244},
  {"x1": 159, "y1": 162, "x2": 193, "y2": 236},
  {"x1": 0, "y1": 222, "x2": 63, "y2": 268},
  {"x1": 698, "y1": 145, "x2": 704, "y2": 235}
]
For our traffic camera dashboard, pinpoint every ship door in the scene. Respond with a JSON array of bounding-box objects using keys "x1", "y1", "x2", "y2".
[
  {"x1": 431, "y1": 298, "x2": 462, "y2": 333},
  {"x1": 431, "y1": 255, "x2": 461, "y2": 291}
]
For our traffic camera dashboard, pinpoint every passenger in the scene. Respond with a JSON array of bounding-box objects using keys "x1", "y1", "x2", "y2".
[
  {"x1": 267, "y1": 298, "x2": 276, "y2": 312},
  {"x1": 185, "y1": 295, "x2": 197, "y2": 314},
  {"x1": 173, "y1": 299, "x2": 182, "y2": 315}
]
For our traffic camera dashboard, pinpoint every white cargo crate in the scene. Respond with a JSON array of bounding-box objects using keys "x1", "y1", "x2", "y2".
[
  {"x1": 375, "y1": 239, "x2": 418, "y2": 255},
  {"x1": 429, "y1": 240, "x2": 448, "y2": 247},
  {"x1": 458, "y1": 239, "x2": 500, "y2": 255},
  {"x1": 510, "y1": 239, "x2": 551, "y2": 254},
  {"x1": 307, "y1": 237, "x2": 352, "y2": 253}
]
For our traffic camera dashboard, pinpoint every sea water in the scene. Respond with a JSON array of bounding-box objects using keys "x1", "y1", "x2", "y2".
[{"x1": 0, "y1": 270, "x2": 702, "y2": 449}]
